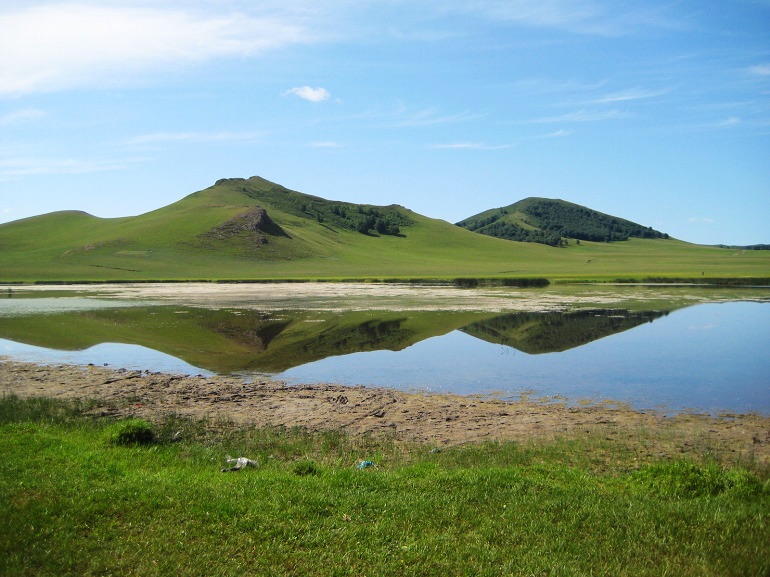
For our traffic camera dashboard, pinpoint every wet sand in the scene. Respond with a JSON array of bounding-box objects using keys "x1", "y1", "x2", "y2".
[{"x1": 2, "y1": 359, "x2": 768, "y2": 465}]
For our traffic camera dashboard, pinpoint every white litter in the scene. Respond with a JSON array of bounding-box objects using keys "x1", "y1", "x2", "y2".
[{"x1": 221, "y1": 457, "x2": 258, "y2": 472}]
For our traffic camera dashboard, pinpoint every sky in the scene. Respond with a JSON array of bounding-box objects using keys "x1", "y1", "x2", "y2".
[{"x1": 0, "y1": 1, "x2": 768, "y2": 245}]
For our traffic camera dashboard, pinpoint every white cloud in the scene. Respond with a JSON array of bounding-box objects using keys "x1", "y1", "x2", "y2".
[
  {"x1": 749, "y1": 64, "x2": 770, "y2": 76},
  {"x1": 595, "y1": 88, "x2": 668, "y2": 103},
  {"x1": 430, "y1": 142, "x2": 512, "y2": 150},
  {"x1": 383, "y1": 106, "x2": 484, "y2": 128},
  {"x1": 530, "y1": 109, "x2": 629, "y2": 123},
  {"x1": 284, "y1": 86, "x2": 331, "y2": 102},
  {"x1": 0, "y1": 155, "x2": 138, "y2": 177},
  {"x1": 126, "y1": 131, "x2": 263, "y2": 146},
  {"x1": 464, "y1": 0, "x2": 603, "y2": 32},
  {"x1": 442, "y1": 0, "x2": 683, "y2": 36},
  {"x1": 538, "y1": 129, "x2": 571, "y2": 138},
  {"x1": 432, "y1": 142, "x2": 484, "y2": 149},
  {"x1": 0, "y1": 3, "x2": 313, "y2": 95},
  {"x1": 717, "y1": 117, "x2": 741, "y2": 127},
  {"x1": 688, "y1": 217, "x2": 715, "y2": 224},
  {"x1": 0, "y1": 108, "x2": 46, "y2": 126}
]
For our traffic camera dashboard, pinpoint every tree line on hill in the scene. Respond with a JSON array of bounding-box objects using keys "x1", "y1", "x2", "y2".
[
  {"x1": 237, "y1": 179, "x2": 413, "y2": 237},
  {"x1": 715, "y1": 244, "x2": 770, "y2": 250},
  {"x1": 301, "y1": 202, "x2": 410, "y2": 236},
  {"x1": 457, "y1": 199, "x2": 669, "y2": 247}
]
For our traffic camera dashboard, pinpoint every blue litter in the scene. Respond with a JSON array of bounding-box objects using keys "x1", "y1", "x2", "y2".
[{"x1": 357, "y1": 460, "x2": 374, "y2": 469}]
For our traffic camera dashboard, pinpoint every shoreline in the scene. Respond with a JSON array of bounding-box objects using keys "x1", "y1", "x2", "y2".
[{"x1": 2, "y1": 358, "x2": 768, "y2": 465}]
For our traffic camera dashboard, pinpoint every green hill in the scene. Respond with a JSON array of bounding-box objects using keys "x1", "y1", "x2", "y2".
[
  {"x1": 457, "y1": 197, "x2": 668, "y2": 247},
  {"x1": 0, "y1": 176, "x2": 768, "y2": 282}
]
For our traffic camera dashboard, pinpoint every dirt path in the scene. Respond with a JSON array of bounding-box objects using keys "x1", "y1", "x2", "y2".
[{"x1": 2, "y1": 359, "x2": 769, "y2": 465}]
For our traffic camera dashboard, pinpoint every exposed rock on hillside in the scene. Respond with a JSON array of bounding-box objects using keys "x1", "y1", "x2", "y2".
[{"x1": 203, "y1": 207, "x2": 290, "y2": 245}]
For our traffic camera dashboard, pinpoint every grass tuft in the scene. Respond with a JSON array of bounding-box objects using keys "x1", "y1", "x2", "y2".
[
  {"x1": 293, "y1": 459, "x2": 322, "y2": 476},
  {"x1": 105, "y1": 418, "x2": 155, "y2": 446}
]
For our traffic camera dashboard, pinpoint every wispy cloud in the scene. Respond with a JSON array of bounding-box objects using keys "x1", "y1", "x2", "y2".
[
  {"x1": 0, "y1": 108, "x2": 46, "y2": 126},
  {"x1": 383, "y1": 105, "x2": 485, "y2": 128},
  {"x1": 126, "y1": 131, "x2": 263, "y2": 146},
  {"x1": 716, "y1": 117, "x2": 741, "y2": 127},
  {"x1": 0, "y1": 156, "x2": 140, "y2": 177},
  {"x1": 538, "y1": 129, "x2": 571, "y2": 138},
  {"x1": 748, "y1": 64, "x2": 770, "y2": 76},
  {"x1": 320, "y1": 102, "x2": 485, "y2": 129},
  {"x1": 679, "y1": 116, "x2": 746, "y2": 133},
  {"x1": 530, "y1": 109, "x2": 629, "y2": 123},
  {"x1": 430, "y1": 142, "x2": 512, "y2": 150},
  {"x1": 0, "y1": 4, "x2": 315, "y2": 95},
  {"x1": 460, "y1": 0, "x2": 604, "y2": 33},
  {"x1": 442, "y1": 0, "x2": 685, "y2": 36},
  {"x1": 284, "y1": 86, "x2": 331, "y2": 103},
  {"x1": 594, "y1": 87, "x2": 669, "y2": 103},
  {"x1": 688, "y1": 217, "x2": 715, "y2": 224},
  {"x1": 309, "y1": 141, "x2": 340, "y2": 148}
]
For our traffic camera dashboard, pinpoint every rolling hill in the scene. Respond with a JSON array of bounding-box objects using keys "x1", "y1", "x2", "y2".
[
  {"x1": 456, "y1": 197, "x2": 668, "y2": 247},
  {"x1": 0, "y1": 175, "x2": 767, "y2": 283}
]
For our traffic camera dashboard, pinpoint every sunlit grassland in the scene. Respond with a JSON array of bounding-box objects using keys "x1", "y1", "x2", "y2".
[
  {"x1": 1, "y1": 396, "x2": 768, "y2": 577},
  {"x1": 1, "y1": 182, "x2": 768, "y2": 282}
]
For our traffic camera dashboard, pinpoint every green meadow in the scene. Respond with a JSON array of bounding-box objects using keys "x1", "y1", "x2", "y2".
[
  {"x1": 1, "y1": 395, "x2": 768, "y2": 577},
  {"x1": 1, "y1": 176, "x2": 768, "y2": 282}
]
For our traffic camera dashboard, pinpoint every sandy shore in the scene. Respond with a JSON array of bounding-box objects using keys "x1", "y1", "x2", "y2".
[{"x1": 2, "y1": 358, "x2": 769, "y2": 464}]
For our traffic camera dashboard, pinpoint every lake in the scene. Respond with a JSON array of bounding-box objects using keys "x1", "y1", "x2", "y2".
[{"x1": 1, "y1": 283, "x2": 768, "y2": 415}]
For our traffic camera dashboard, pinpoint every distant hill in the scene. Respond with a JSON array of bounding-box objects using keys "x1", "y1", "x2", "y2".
[
  {"x1": 1, "y1": 175, "x2": 768, "y2": 282},
  {"x1": 456, "y1": 197, "x2": 669, "y2": 247}
]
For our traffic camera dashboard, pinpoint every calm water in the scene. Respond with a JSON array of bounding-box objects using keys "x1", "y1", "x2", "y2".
[
  {"x1": 280, "y1": 302, "x2": 770, "y2": 414},
  {"x1": 0, "y1": 285, "x2": 768, "y2": 414}
]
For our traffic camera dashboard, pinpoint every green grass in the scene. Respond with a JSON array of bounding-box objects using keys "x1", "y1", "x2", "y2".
[
  {"x1": 1, "y1": 395, "x2": 768, "y2": 576},
  {"x1": 1, "y1": 176, "x2": 768, "y2": 282}
]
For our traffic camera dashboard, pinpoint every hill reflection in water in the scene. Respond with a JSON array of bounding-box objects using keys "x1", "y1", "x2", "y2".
[
  {"x1": 460, "y1": 309, "x2": 667, "y2": 354},
  {"x1": 0, "y1": 305, "x2": 668, "y2": 373},
  {"x1": 0, "y1": 300, "x2": 768, "y2": 414}
]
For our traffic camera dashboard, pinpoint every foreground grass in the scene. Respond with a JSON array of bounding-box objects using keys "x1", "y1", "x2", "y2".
[{"x1": 1, "y1": 397, "x2": 768, "y2": 576}]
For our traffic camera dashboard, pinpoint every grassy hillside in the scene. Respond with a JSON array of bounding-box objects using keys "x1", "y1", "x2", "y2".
[
  {"x1": 457, "y1": 197, "x2": 669, "y2": 247},
  {"x1": 0, "y1": 176, "x2": 768, "y2": 282}
]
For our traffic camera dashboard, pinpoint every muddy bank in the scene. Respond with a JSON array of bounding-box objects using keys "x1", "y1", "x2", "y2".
[{"x1": 2, "y1": 359, "x2": 768, "y2": 465}]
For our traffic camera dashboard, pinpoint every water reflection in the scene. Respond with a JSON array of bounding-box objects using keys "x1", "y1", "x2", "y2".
[
  {"x1": 0, "y1": 305, "x2": 670, "y2": 373},
  {"x1": 281, "y1": 303, "x2": 769, "y2": 415},
  {"x1": 461, "y1": 309, "x2": 667, "y2": 354},
  {"x1": 0, "y1": 295, "x2": 768, "y2": 414}
]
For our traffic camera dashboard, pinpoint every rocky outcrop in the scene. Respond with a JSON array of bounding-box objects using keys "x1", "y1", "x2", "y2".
[{"x1": 204, "y1": 207, "x2": 289, "y2": 245}]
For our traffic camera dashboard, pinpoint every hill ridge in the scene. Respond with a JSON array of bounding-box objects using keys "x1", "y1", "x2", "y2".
[{"x1": 1, "y1": 175, "x2": 768, "y2": 282}]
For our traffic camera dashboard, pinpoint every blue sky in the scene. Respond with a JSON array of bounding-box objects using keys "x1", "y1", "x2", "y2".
[{"x1": 1, "y1": 1, "x2": 768, "y2": 245}]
